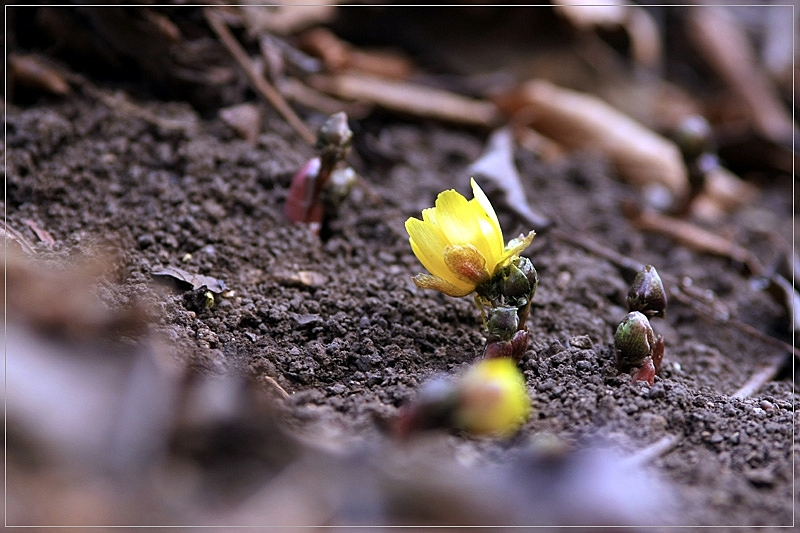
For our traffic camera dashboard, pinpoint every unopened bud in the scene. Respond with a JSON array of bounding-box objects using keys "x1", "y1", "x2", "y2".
[
  {"x1": 627, "y1": 265, "x2": 667, "y2": 318},
  {"x1": 316, "y1": 111, "x2": 352, "y2": 159},
  {"x1": 486, "y1": 306, "x2": 519, "y2": 341},
  {"x1": 614, "y1": 311, "x2": 655, "y2": 369}
]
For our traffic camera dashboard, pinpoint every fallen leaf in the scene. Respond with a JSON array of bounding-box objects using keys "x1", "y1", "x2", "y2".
[
  {"x1": 687, "y1": 6, "x2": 795, "y2": 145},
  {"x1": 496, "y1": 79, "x2": 689, "y2": 203},
  {"x1": 298, "y1": 27, "x2": 413, "y2": 80},
  {"x1": 468, "y1": 127, "x2": 551, "y2": 230},
  {"x1": 219, "y1": 103, "x2": 262, "y2": 144},
  {"x1": 152, "y1": 266, "x2": 227, "y2": 293},
  {"x1": 9, "y1": 53, "x2": 71, "y2": 96}
]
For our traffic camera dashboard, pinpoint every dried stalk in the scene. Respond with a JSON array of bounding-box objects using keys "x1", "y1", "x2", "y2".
[
  {"x1": 310, "y1": 72, "x2": 502, "y2": 128},
  {"x1": 204, "y1": 7, "x2": 316, "y2": 146},
  {"x1": 731, "y1": 353, "x2": 788, "y2": 399}
]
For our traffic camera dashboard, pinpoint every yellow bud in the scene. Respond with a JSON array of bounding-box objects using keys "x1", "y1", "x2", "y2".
[{"x1": 454, "y1": 358, "x2": 531, "y2": 437}]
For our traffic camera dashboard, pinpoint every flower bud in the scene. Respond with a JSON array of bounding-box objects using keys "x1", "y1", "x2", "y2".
[
  {"x1": 627, "y1": 265, "x2": 667, "y2": 318},
  {"x1": 502, "y1": 262, "x2": 531, "y2": 300},
  {"x1": 675, "y1": 115, "x2": 715, "y2": 160},
  {"x1": 486, "y1": 305, "x2": 519, "y2": 341},
  {"x1": 502, "y1": 256, "x2": 538, "y2": 302},
  {"x1": 614, "y1": 311, "x2": 655, "y2": 369},
  {"x1": 316, "y1": 111, "x2": 352, "y2": 160},
  {"x1": 455, "y1": 358, "x2": 530, "y2": 437}
]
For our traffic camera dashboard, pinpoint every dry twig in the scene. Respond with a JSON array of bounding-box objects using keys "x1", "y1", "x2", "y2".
[
  {"x1": 731, "y1": 353, "x2": 788, "y2": 399},
  {"x1": 204, "y1": 7, "x2": 316, "y2": 146},
  {"x1": 310, "y1": 72, "x2": 502, "y2": 128}
]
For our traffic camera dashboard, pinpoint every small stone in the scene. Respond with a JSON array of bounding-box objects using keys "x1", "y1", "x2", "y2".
[
  {"x1": 137, "y1": 233, "x2": 155, "y2": 249},
  {"x1": 569, "y1": 335, "x2": 593, "y2": 350}
]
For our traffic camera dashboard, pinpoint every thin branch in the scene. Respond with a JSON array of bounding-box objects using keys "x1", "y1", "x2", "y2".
[
  {"x1": 625, "y1": 434, "x2": 682, "y2": 467},
  {"x1": 732, "y1": 353, "x2": 788, "y2": 398},
  {"x1": 204, "y1": 7, "x2": 316, "y2": 146}
]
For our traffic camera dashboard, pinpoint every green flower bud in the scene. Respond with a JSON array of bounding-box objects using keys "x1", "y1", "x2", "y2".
[
  {"x1": 614, "y1": 311, "x2": 655, "y2": 369},
  {"x1": 486, "y1": 305, "x2": 519, "y2": 341},
  {"x1": 627, "y1": 265, "x2": 667, "y2": 319},
  {"x1": 502, "y1": 263, "x2": 531, "y2": 300}
]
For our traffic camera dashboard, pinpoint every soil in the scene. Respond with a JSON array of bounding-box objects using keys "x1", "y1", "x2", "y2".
[{"x1": 4, "y1": 14, "x2": 796, "y2": 528}]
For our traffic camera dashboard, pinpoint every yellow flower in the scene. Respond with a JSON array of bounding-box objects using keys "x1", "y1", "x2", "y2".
[
  {"x1": 405, "y1": 178, "x2": 535, "y2": 297},
  {"x1": 455, "y1": 358, "x2": 531, "y2": 437}
]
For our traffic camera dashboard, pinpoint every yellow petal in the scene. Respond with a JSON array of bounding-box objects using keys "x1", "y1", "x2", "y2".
[
  {"x1": 433, "y1": 189, "x2": 486, "y2": 247},
  {"x1": 412, "y1": 273, "x2": 474, "y2": 297},
  {"x1": 406, "y1": 218, "x2": 452, "y2": 281},
  {"x1": 470, "y1": 178, "x2": 505, "y2": 257},
  {"x1": 468, "y1": 199, "x2": 503, "y2": 270}
]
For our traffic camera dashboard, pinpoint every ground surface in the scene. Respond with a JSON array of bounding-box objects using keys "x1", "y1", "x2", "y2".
[
  {"x1": 7, "y1": 92, "x2": 794, "y2": 525},
  {"x1": 5, "y1": 90, "x2": 796, "y2": 529}
]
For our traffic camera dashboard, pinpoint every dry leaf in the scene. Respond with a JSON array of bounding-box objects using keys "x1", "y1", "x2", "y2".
[
  {"x1": 9, "y1": 53, "x2": 71, "y2": 96},
  {"x1": 468, "y1": 127, "x2": 551, "y2": 230},
  {"x1": 239, "y1": 4, "x2": 337, "y2": 36},
  {"x1": 496, "y1": 79, "x2": 689, "y2": 202},
  {"x1": 298, "y1": 27, "x2": 413, "y2": 80},
  {"x1": 219, "y1": 103, "x2": 262, "y2": 144},
  {"x1": 553, "y1": 0, "x2": 661, "y2": 69},
  {"x1": 690, "y1": 166, "x2": 759, "y2": 221},
  {"x1": 152, "y1": 266, "x2": 227, "y2": 294},
  {"x1": 687, "y1": 6, "x2": 795, "y2": 145}
]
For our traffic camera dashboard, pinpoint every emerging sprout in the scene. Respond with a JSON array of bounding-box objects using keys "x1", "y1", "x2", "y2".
[
  {"x1": 614, "y1": 265, "x2": 668, "y2": 385},
  {"x1": 614, "y1": 311, "x2": 655, "y2": 368},
  {"x1": 627, "y1": 265, "x2": 667, "y2": 319},
  {"x1": 285, "y1": 112, "x2": 354, "y2": 233},
  {"x1": 394, "y1": 358, "x2": 530, "y2": 438}
]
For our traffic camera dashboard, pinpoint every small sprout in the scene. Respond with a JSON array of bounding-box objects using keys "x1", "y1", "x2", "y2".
[
  {"x1": 395, "y1": 359, "x2": 530, "y2": 438},
  {"x1": 315, "y1": 111, "x2": 352, "y2": 162},
  {"x1": 627, "y1": 265, "x2": 667, "y2": 318},
  {"x1": 614, "y1": 311, "x2": 665, "y2": 386},
  {"x1": 284, "y1": 112, "x2": 353, "y2": 232},
  {"x1": 615, "y1": 266, "x2": 668, "y2": 385},
  {"x1": 203, "y1": 290, "x2": 216, "y2": 309}
]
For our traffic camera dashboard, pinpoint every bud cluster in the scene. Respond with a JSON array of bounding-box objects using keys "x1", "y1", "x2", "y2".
[
  {"x1": 614, "y1": 265, "x2": 666, "y2": 385},
  {"x1": 476, "y1": 256, "x2": 539, "y2": 362}
]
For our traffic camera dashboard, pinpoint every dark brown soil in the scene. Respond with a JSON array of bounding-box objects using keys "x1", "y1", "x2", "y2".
[{"x1": 4, "y1": 7, "x2": 796, "y2": 529}]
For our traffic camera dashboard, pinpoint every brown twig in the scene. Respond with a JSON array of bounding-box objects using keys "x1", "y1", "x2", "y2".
[
  {"x1": 204, "y1": 7, "x2": 316, "y2": 146},
  {"x1": 310, "y1": 72, "x2": 502, "y2": 128},
  {"x1": 625, "y1": 434, "x2": 682, "y2": 467},
  {"x1": 670, "y1": 290, "x2": 799, "y2": 361},
  {"x1": 630, "y1": 208, "x2": 762, "y2": 275},
  {"x1": 732, "y1": 352, "x2": 788, "y2": 398}
]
